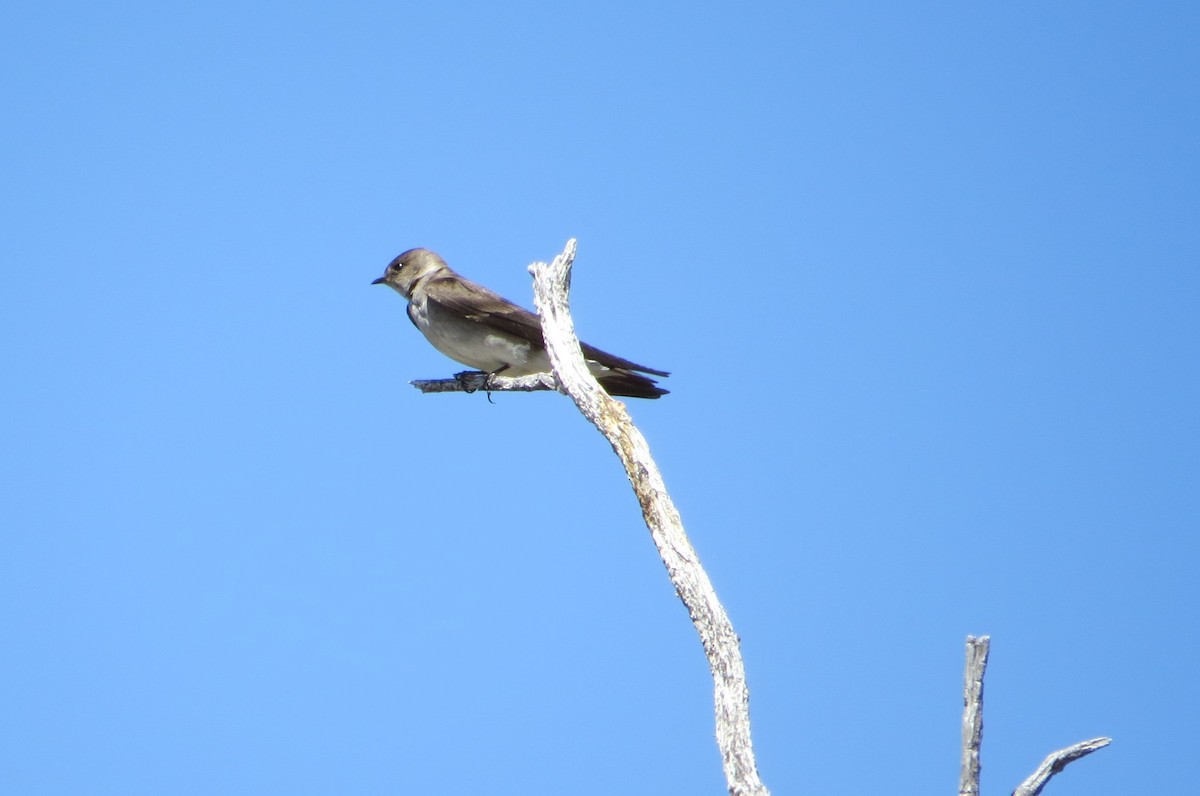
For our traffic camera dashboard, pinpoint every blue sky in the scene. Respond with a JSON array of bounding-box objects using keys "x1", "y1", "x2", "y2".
[{"x1": 2, "y1": 2, "x2": 1197, "y2": 794}]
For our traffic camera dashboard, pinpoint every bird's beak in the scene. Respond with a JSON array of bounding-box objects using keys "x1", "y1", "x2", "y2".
[{"x1": 371, "y1": 277, "x2": 386, "y2": 285}]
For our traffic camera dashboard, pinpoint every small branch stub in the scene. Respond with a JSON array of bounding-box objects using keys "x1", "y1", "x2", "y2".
[{"x1": 960, "y1": 635, "x2": 990, "y2": 796}]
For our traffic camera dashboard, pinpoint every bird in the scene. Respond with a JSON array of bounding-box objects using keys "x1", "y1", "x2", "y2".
[{"x1": 372, "y1": 248, "x2": 669, "y2": 399}]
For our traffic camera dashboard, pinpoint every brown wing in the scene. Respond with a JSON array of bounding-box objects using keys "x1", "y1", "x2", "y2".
[
  {"x1": 423, "y1": 272, "x2": 544, "y2": 342},
  {"x1": 424, "y1": 272, "x2": 670, "y2": 378}
]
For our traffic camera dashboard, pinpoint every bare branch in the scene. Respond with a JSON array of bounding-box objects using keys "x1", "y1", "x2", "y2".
[
  {"x1": 529, "y1": 239, "x2": 769, "y2": 796},
  {"x1": 960, "y1": 635, "x2": 990, "y2": 796},
  {"x1": 411, "y1": 371, "x2": 560, "y2": 394},
  {"x1": 1012, "y1": 737, "x2": 1112, "y2": 796},
  {"x1": 959, "y1": 634, "x2": 1109, "y2": 796}
]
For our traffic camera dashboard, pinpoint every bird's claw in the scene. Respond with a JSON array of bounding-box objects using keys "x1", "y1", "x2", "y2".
[{"x1": 453, "y1": 371, "x2": 490, "y2": 394}]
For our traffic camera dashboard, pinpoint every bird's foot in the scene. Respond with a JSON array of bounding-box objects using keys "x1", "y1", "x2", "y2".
[
  {"x1": 453, "y1": 371, "x2": 491, "y2": 394},
  {"x1": 483, "y1": 365, "x2": 511, "y2": 404}
]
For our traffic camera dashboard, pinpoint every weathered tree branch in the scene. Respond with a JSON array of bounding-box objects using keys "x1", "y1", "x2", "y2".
[
  {"x1": 960, "y1": 635, "x2": 990, "y2": 796},
  {"x1": 959, "y1": 635, "x2": 1110, "y2": 796},
  {"x1": 528, "y1": 239, "x2": 768, "y2": 796},
  {"x1": 1012, "y1": 737, "x2": 1112, "y2": 796},
  {"x1": 411, "y1": 371, "x2": 560, "y2": 394}
]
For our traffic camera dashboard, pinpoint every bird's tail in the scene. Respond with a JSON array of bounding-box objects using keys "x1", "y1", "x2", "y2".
[{"x1": 597, "y1": 370, "x2": 669, "y2": 399}]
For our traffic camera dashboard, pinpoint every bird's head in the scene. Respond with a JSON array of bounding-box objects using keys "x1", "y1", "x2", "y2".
[{"x1": 371, "y1": 248, "x2": 449, "y2": 298}]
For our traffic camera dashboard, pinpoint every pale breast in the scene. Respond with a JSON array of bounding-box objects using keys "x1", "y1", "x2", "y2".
[{"x1": 410, "y1": 295, "x2": 550, "y2": 375}]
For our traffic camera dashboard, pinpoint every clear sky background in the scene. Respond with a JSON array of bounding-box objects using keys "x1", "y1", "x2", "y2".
[{"x1": 2, "y1": 3, "x2": 1197, "y2": 794}]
